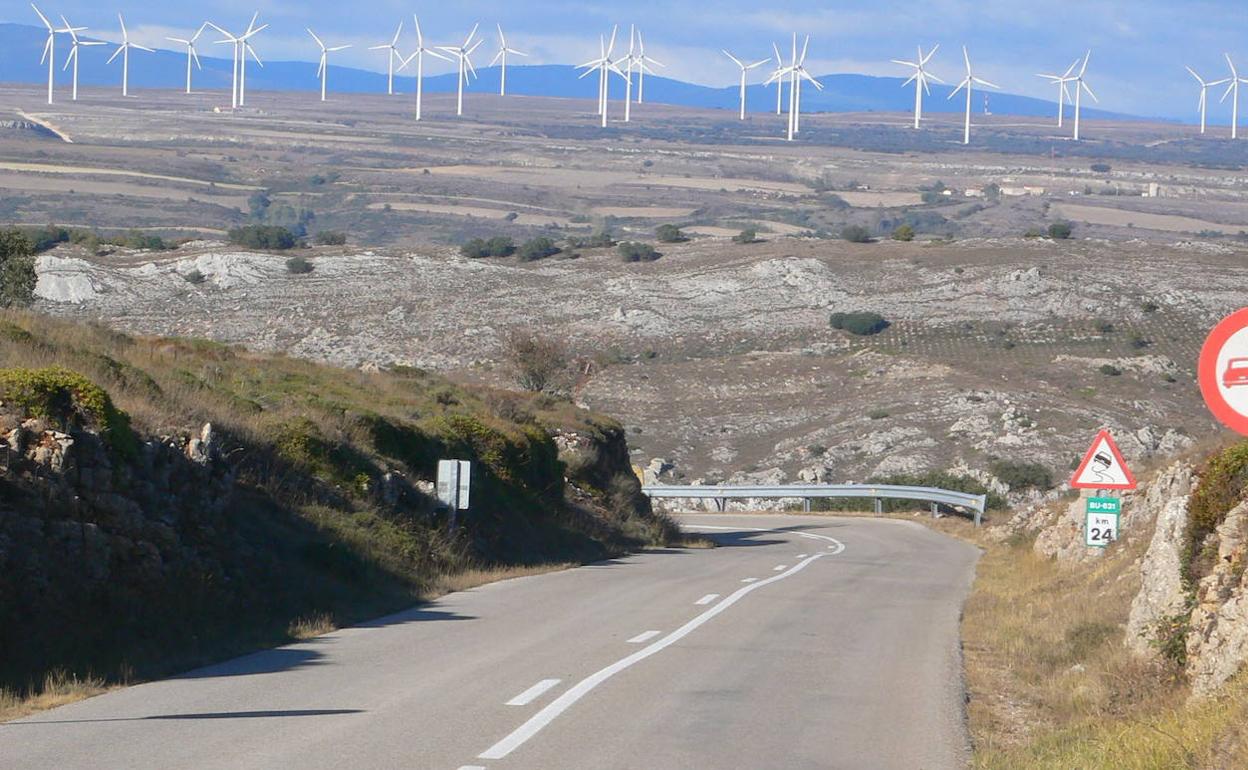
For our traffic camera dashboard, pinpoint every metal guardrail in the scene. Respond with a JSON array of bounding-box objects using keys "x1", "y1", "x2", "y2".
[{"x1": 642, "y1": 484, "x2": 988, "y2": 526}]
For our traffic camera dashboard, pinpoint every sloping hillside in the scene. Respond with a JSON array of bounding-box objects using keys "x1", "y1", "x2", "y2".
[{"x1": 0, "y1": 310, "x2": 676, "y2": 709}]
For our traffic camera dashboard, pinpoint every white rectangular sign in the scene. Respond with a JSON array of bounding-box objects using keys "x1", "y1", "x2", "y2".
[
  {"x1": 1085, "y1": 511, "x2": 1120, "y2": 548},
  {"x1": 437, "y1": 460, "x2": 460, "y2": 509}
]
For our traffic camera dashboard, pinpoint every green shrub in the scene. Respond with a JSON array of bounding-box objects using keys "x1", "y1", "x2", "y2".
[
  {"x1": 1099, "y1": 364, "x2": 1123, "y2": 376},
  {"x1": 517, "y1": 237, "x2": 560, "y2": 261},
  {"x1": 314, "y1": 230, "x2": 347, "y2": 246},
  {"x1": 891, "y1": 224, "x2": 915, "y2": 242},
  {"x1": 0, "y1": 366, "x2": 136, "y2": 456},
  {"x1": 732, "y1": 229, "x2": 760, "y2": 244},
  {"x1": 228, "y1": 224, "x2": 297, "y2": 250},
  {"x1": 989, "y1": 459, "x2": 1054, "y2": 491},
  {"x1": 841, "y1": 225, "x2": 873, "y2": 243},
  {"x1": 655, "y1": 224, "x2": 687, "y2": 243},
  {"x1": 1048, "y1": 221, "x2": 1074, "y2": 240},
  {"x1": 1184, "y1": 442, "x2": 1248, "y2": 587},
  {"x1": 1023, "y1": 227, "x2": 1045, "y2": 239},
  {"x1": 566, "y1": 232, "x2": 616, "y2": 249},
  {"x1": 618, "y1": 242, "x2": 661, "y2": 262},
  {"x1": 183, "y1": 269, "x2": 207, "y2": 284},
  {"x1": 0, "y1": 228, "x2": 37, "y2": 308},
  {"x1": 829, "y1": 311, "x2": 889, "y2": 336},
  {"x1": 867, "y1": 408, "x2": 890, "y2": 420},
  {"x1": 286, "y1": 256, "x2": 314, "y2": 274}
]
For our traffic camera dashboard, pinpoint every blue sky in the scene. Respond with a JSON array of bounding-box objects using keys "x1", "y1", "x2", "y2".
[{"x1": 10, "y1": 0, "x2": 1248, "y2": 119}]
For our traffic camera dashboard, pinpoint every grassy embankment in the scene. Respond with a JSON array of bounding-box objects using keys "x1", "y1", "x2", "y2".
[
  {"x1": 959, "y1": 444, "x2": 1248, "y2": 769},
  {"x1": 0, "y1": 310, "x2": 679, "y2": 720}
]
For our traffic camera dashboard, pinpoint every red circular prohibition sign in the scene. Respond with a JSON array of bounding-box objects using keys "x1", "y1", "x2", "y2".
[{"x1": 1199, "y1": 308, "x2": 1248, "y2": 436}]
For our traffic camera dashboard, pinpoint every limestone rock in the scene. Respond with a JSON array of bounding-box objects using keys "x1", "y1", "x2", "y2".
[
  {"x1": 1125, "y1": 462, "x2": 1194, "y2": 657},
  {"x1": 1187, "y1": 502, "x2": 1248, "y2": 697}
]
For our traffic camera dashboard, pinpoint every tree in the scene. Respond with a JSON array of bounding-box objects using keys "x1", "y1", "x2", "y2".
[
  {"x1": 0, "y1": 228, "x2": 36, "y2": 308},
  {"x1": 1048, "y1": 221, "x2": 1074, "y2": 240},
  {"x1": 732, "y1": 228, "x2": 760, "y2": 244},
  {"x1": 228, "y1": 225, "x2": 298, "y2": 250},
  {"x1": 247, "y1": 191, "x2": 271, "y2": 220},
  {"x1": 655, "y1": 224, "x2": 687, "y2": 243},
  {"x1": 829, "y1": 311, "x2": 890, "y2": 336},
  {"x1": 517, "y1": 237, "x2": 560, "y2": 261},
  {"x1": 891, "y1": 224, "x2": 915, "y2": 242},
  {"x1": 315, "y1": 230, "x2": 347, "y2": 246},
  {"x1": 286, "y1": 256, "x2": 314, "y2": 274},
  {"x1": 841, "y1": 225, "x2": 873, "y2": 243},
  {"x1": 502, "y1": 330, "x2": 569, "y2": 393}
]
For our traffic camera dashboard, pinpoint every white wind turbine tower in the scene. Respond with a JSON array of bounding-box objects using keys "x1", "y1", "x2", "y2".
[
  {"x1": 370, "y1": 21, "x2": 406, "y2": 96},
  {"x1": 206, "y1": 22, "x2": 242, "y2": 108},
  {"x1": 633, "y1": 30, "x2": 663, "y2": 104},
  {"x1": 31, "y1": 4, "x2": 58, "y2": 104},
  {"x1": 1037, "y1": 59, "x2": 1078, "y2": 128},
  {"x1": 308, "y1": 29, "x2": 350, "y2": 102},
  {"x1": 769, "y1": 43, "x2": 785, "y2": 115},
  {"x1": 60, "y1": 15, "x2": 104, "y2": 102},
  {"x1": 614, "y1": 25, "x2": 647, "y2": 122},
  {"x1": 167, "y1": 24, "x2": 208, "y2": 94},
  {"x1": 397, "y1": 17, "x2": 449, "y2": 121},
  {"x1": 1068, "y1": 51, "x2": 1097, "y2": 141},
  {"x1": 723, "y1": 49, "x2": 769, "y2": 120},
  {"x1": 1222, "y1": 55, "x2": 1248, "y2": 140},
  {"x1": 1186, "y1": 66, "x2": 1230, "y2": 135},
  {"x1": 948, "y1": 46, "x2": 998, "y2": 145},
  {"x1": 491, "y1": 24, "x2": 527, "y2": 96},
  {"x1": 439, "y1": 24, "x2": 483, "y2": 117},
  {"x1": 207, "y1": 15, "x2": 263, "y2": 109},
  {"x1": 892, "y1": 44, "x2": 943, "y2": 130},
  {"x1": 107, "y1": 13, "x2": 154, "y2": 98}
]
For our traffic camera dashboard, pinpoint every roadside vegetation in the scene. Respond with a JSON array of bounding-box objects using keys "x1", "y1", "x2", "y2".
[{"x1": 0, "y1": 310, "x2": 681, "y2": 718}]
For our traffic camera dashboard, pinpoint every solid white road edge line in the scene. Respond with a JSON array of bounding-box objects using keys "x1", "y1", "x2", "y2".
[
  {"x1": 695, "y1": 593, "x2": 719, "y2": 605},
  {"x1": 627, "y1": 630, "x2": 661, "y2": 644},
  {"x1": 477, "y1": 535, "x2": 844, "y2": 761},
  {"x1": 505, "y1": 679, "x2": 562, "y2": 707}
]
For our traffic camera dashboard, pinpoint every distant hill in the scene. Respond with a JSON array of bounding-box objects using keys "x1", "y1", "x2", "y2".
[{"x1": 0, "y1": 22, "x2": 1140, "y2": 122}]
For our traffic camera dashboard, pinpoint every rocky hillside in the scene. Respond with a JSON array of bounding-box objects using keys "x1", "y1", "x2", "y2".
[
  {"x1": 0, "y1": 310, "x2": 673, "y2": 699},
  {"x1": 33, "y1": 235, "x2": 1241, "y2": 494}
]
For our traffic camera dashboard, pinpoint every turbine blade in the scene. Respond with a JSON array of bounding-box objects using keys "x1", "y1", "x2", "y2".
[
  {"x1": 308, "y1": 29, "x2": 324, "y2": 49},
  {"x1": 901, "y1": 72, "x2": 918, "y2": 88},
  {"x1": 329, "y1": 45, "x2": 350, "y2": 52},
  {"x1": 39, "y1": 36, "x2": 50, "y2": 65},
  {"x1": 392, "y1": 20, "x2": 403, "y2": 47},
  {"x1": 31, "y1": 3, "x2": 53, "y2": 30},
  {"x1": 1081, "y1": 81, "x2": 1098, "y2": 102},
  {"x1": 723, "y1": 50, "x2": 742, "y2": 68},
  {"x1": 949, "y1": 78, "x2": 969, "y2": 99},
  {"x1": 963, "y1": 45, "x2": 970, "y2": 74},
  {"x1": 191, "y1": 46, "x2": 201, "y2": 69},
  {"x1": 414, "y1": 16, "x2": 423, "y2": 47},
  {"x1": 1186, "y1": 65, "x2": 1203, "y2": 85},
  {"x1": 118, "y1": 12, "x2": 127, "y2": 40},
  {"x1": 135, "y1": 44, "x2": 154, "y2": 53},
  {"x1": 1079, "y1": 50, "x2": 1091, "y2": 77},
  {"x1": 974, "y1": 78, "x2": 999, "y2": 89},
  {"x1": 490, "y1": 49, "x2": 503, "y2": 65},
  {"x1": 464, "y1": 22, "x2": 479, "y2": 48},
  {"x1": 62, "y1": 45, "x2": 75, "y2": 71},
  {"x1": 497, "y1": 22, "x2": 505, "y2": 47},
  {"x1": 107, "y1": 45, "x2": 123, "y2": 64}
]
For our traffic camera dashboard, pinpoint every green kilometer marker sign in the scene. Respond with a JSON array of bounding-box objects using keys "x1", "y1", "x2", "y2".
[{"x1": 1085, "y1": 497, "x2": 1121, "y2": 548}]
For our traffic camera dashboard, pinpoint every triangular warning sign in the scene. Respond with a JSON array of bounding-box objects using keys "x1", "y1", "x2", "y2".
[{"x1": 1070, "y1": 430, "x2": 1137, "y2": 490}]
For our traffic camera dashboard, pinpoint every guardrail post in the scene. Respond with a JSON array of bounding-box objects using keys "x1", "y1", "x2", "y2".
[
  {"x1": 930, "y1": 502, "x2": 938, "y2": 518},
  {"x1": 873, "y1": 498, "x2": 882, "y2": 515},
  {"x1": 803, "y1": 498, "x2": 811, "y2": 513},
  {"x1": 974, "y1": 508, "x2": 982, "y2": 528}
]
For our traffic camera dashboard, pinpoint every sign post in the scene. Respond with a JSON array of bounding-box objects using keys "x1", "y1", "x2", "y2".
[{"x1": 1199, "y1": 308, "x2": 1248, "y2": 436}]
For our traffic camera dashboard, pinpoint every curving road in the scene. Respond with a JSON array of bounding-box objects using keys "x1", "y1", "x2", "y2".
[{"x1": 0, "y1": 515, "x2": 980, "y2": 769}]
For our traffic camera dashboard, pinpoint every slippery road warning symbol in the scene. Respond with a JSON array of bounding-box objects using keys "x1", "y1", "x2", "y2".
[
  {"x1": 1199, "y1": 308, "x2": 1248, "y2": 436},
  {"x1": 1070, "y1": 430, "x2": 1137, "y2": 490}
]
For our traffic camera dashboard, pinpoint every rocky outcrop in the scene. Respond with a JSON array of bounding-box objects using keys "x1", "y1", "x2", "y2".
[
  {"x1": 1186, "y1": 501, "x2": 1248, "y2": 697},
  {"x1": 1125, "y1": 463, "x2": 1195, "y2": 656}
]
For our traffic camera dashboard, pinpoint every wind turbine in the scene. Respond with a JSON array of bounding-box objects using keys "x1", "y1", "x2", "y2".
[
  {"x1": 491, "y1": 24, "x2": 527, "y2": 96},
  {"x1": 723, "y1": 49, "x2": 769, "y2": 120},
  {"x1": 207, "y1": 15, "x2": 262, "y2": 109},
  {"x1": 1037, "y1": 59, "x2": 1078, "y2": 128},
  {"x1": 948, "y1": 46, "x2": 998, "y2": 145},
  {"x1": 1185, "y1": 66, "x2": 1230, "y2": 135},
  {"x1": 397, "y1": 16, "x2": 449, "y2": 121},
  {"x1": 1222, "y1": 54, "x2": 1248, "y2": 140},
  {"x1": 613, "y1": 25, "x2": 648, "y2": 122},
  {"x1": 633, "y1": 30, "x2": 663, "y2": 103},
  {"x1": 308, "y1": 29, "x2": 350, "y2": 102},
  {"x1": 167, "y1": 24, "x2": 207, "y2": 94},
  {"x1": 371, "y1": 21, "x2": 405, "y2": 95},
  {"x1": 892, "y1": 44, "x2": 943, "y2": 130},
  {"x1": 107, "y1": 13, "x2": 154, "y2": 98},
  {"x1": 770, "y1": 43, "x2": 784, "y2": 115},
  {"x1": 31, "y1": 4, "x2": 57, "y2": 104},
  {"x1": 765, "y1": 34, "x2": 822, "y2": 141},
  {"x1": 439, "y1": 24, "x2": 483, "y2": 117},
  {"x1": 237, "y1": 16, "x2": 266, "y2": 107},
  {"x1": 1068, "y1": 51, "x2": 1097, "y2": 141},
  {"x1": 60, "y1": 15, "x2": 103, "y2": 102},
  {"x1": 577, "y1": 27, "x2": 625, "y2": 127}
]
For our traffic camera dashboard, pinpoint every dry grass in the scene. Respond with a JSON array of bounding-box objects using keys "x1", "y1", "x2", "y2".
[
  {"x1": 963, "y1": 526, "x2": 1248, "y2": 769},
  {"x1": 287, "y1": 613, "x2": 339, "y2": 640},
  {"x1": 0, "y1": 670, "x2": 114, "y2": 723},
  {"x1": 429, "y1": 563, "x2": 577, "y2": 595}
]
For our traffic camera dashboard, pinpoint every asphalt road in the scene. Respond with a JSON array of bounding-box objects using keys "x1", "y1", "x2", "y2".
[{"x1": 1, "y1": 514, "x2": 981, "y2": 770}]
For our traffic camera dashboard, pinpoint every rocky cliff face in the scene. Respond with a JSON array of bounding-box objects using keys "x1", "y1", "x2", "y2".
[
  {"x1": 1125, "y1": 463, "x2": 1195, "y2": 656},
  {"x1": 1186, "y1": 501, "x2": 1248, "y2": 696}
]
